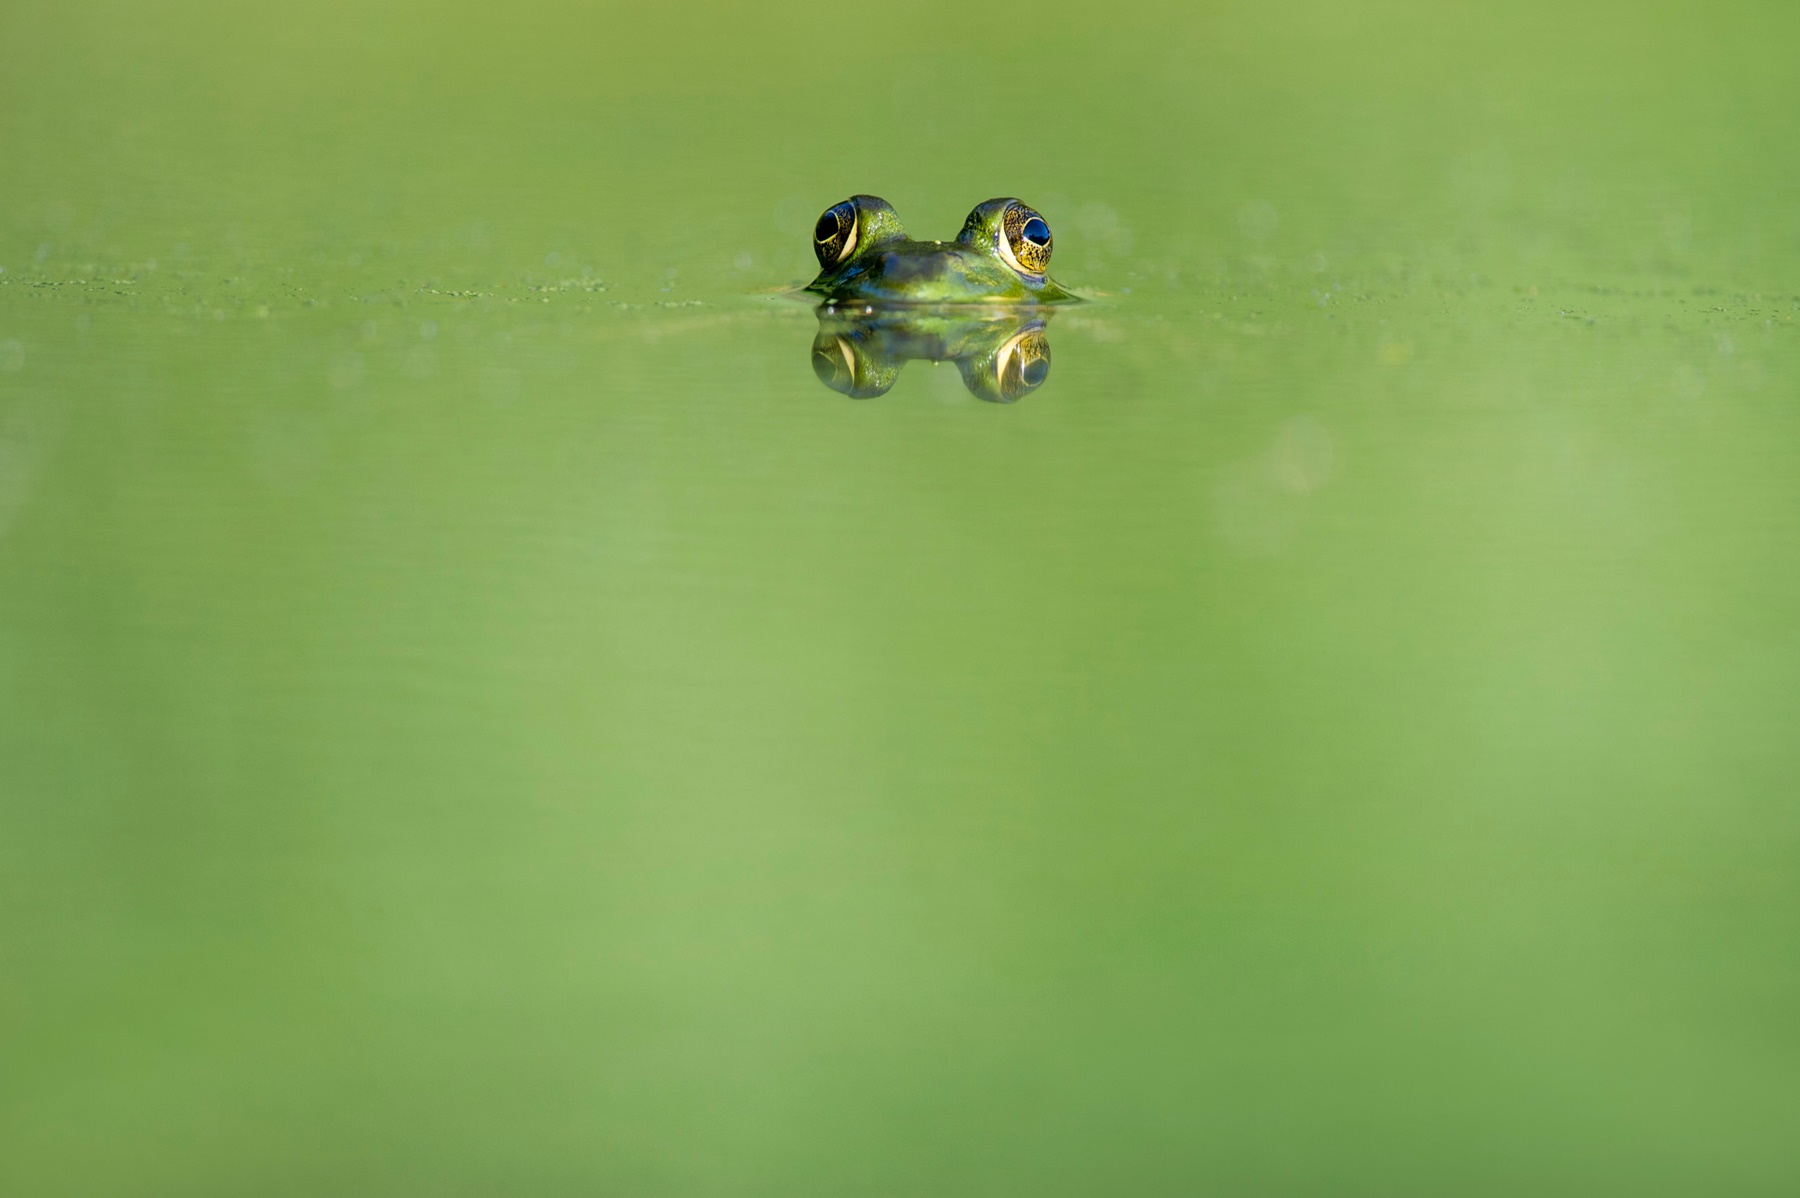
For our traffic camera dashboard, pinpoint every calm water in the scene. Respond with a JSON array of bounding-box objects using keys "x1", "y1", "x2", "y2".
[{"x1": 3, "y1": 1, "x2": 1798, "y2": 1193}]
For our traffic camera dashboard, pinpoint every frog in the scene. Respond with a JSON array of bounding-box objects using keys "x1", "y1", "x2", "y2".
[
  {"x1": 805, "y1": 195, "x2": 1078, "y2": 305},
  {"x1": 810, "y1": 306, "x2": 1054, "y2": 403}
]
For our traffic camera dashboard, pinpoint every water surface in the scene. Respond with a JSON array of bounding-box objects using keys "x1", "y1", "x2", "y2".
[{"x1": 3, "y1": 1, "x2": 1798, "y2": 1193}]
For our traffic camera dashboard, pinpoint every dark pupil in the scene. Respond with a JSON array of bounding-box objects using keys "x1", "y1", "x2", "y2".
[
  {"x1": 1021, "y1": 216, "x2": 1050, "y2": 246},
  {"x1": 815, "y1": 211, "x2": 841, "y2": 242}
]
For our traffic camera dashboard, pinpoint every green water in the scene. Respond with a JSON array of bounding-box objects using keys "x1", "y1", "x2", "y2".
[{"x1": 3, "y1": 1, "x2": 1799, "y2": 1193}]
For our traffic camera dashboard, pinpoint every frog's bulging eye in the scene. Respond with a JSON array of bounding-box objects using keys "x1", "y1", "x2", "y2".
[
  {"x1": 813, "y1": 200, "x2": 859, "y2": 268},
  {"x1": 999, "y1": 204, "x2": 1053, "y2": 276}
]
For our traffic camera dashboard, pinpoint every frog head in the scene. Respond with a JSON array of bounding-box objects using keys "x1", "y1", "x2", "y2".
[{"x1": 805, "y1": 195, "x2": 1077, "y2": 305}]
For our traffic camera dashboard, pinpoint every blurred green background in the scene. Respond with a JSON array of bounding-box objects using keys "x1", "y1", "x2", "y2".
[{"x1": 3, "y1": 1, "x2": 1798, "y2": 1194}]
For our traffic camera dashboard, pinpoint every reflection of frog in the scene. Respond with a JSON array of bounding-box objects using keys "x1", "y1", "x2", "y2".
[
  {"x1": 810, "y1": 307, "x2": 1054, "y2": 403},
  {"x1": 806, "y1": 196, "x2": 1078, "y2": 305}
]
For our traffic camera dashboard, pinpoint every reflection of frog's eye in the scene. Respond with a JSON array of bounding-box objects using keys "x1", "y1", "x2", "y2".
[
  {"x1": 997, "y1": 326, "x2": 1051, "y2": 399},
  {"x1": 813, "y1": 200, "x2": 859, "y2": 268},
  {"x1": 810, "y1": 331, "x2": 898, "y2": 398},
  {"x1": 962, "y1": 323, "x2": 1051, "y2": 402},
  {"x1": 1000, "y1": 204, "x2": 1053, "y2": 276}
]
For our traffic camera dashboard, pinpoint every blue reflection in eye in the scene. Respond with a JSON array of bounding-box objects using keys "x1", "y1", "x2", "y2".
[
  {"x1": 1021, "y1": 217, "x2": 1050, "y2": 245},
  {"x1": 1022, "y1": 357, "x2": 1050, "y2": 386}
]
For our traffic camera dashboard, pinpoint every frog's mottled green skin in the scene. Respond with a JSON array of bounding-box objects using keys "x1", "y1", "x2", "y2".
[
  {"x1": 806, "y1": 196, "x2": 1078, "y2": 305},
  {"x1": 810, "y1": 306, "x2": 1055, "y2": 403}
]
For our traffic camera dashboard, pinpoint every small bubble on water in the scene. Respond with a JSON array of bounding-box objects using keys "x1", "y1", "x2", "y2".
[{"x1": 545, "y1": 251, "x2": 563, "y2": 268}]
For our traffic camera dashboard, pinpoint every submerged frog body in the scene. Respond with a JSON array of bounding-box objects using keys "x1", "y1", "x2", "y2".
[
  {"x1": 811, "y1": 306, "x2": 1054, "y2": 403},
  {"x1": 806, "y1": 195, "x2": 1077, "y2": 305}
]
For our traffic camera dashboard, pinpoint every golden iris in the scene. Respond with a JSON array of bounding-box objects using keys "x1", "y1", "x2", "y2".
[
  {"x1": 1001, "y1": 204, "x2": 1053, "y2": 276},
  {"x1": 813, "y1": 200, "x2": 858, "y2": 268}
]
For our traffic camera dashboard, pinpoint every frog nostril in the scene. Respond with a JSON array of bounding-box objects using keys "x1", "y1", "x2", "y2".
[{"x1": 1022, "y1": 217, "x2": 1050, "y2": 246}]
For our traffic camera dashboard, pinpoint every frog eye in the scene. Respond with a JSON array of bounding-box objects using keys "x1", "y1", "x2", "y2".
[
  {"x1": 813, "y1": 200, "x2": 859, "y2": 268},
  {"x1": 1000, "y1": 204, "x2": 1053, "y2": 276}
]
